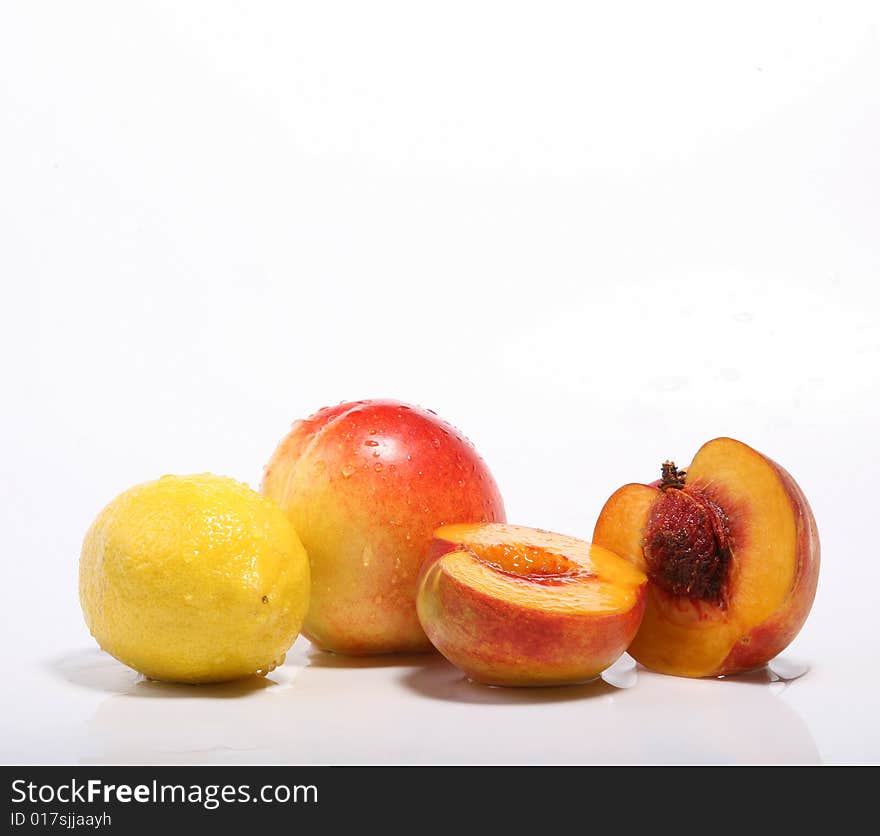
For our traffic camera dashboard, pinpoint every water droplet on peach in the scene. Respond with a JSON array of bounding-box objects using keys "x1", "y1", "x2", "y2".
[{"x1": 341, "y1": 464, "x2": 356, "y2": 478}]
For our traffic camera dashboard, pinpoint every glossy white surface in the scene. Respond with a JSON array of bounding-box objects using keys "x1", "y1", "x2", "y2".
[
  {"x1": 2, "y1": 2, "x2": 879, "y2": 764},
  {"x1": 2, "y1": 639, "x2": 876, "y2": 765}
]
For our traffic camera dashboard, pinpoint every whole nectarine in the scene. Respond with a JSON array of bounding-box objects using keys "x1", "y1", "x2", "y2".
[{"x1": 262, "y1": 400, "x2": 505, "y2": 654}]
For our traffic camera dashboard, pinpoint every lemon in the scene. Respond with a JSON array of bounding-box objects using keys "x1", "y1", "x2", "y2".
[{"x1": 79, "y1": 474, "x2": 310, "y2": 683}]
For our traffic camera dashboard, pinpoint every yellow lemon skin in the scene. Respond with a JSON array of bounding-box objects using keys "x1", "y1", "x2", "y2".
[{"x1": 79, "y1": 474, "x2": 310, "y2": 684}]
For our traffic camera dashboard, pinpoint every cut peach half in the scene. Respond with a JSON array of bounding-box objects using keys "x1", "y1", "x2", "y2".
[
  {"x1": 593, "y1": 437, "x2": 820, "y2": 678},
  {"x1": 416, "y1": 523, "x2": 647, "y2": 687}
]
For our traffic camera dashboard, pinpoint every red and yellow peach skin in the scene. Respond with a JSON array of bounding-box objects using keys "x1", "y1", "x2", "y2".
[{"x1": 262, "y1": 400, "x2": 505, "y2": 654}]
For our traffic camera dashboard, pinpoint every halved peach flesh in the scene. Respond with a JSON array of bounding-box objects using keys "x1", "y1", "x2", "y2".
[
  {"x1": 417, "y1": 523, "x2": 647, "y2": 686},
  {"x1": 592, "y1": 438, "x2": 820, "y2": 678}
]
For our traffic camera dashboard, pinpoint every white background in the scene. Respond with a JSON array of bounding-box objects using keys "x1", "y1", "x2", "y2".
[{"x1": 2, "y1": 2, "x2": 878, "y2": 764}]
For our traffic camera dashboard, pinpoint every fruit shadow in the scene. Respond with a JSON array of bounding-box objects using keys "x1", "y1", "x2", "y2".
[
  {"x1": 707, "y1": 656, "x2": 811, "y2": 694},
  {"x1": 399, "y1": 654, "x2": 624, "y2": 704},
  {"x1": 305, "y1": 647, "x2": 437, "y2": 670},
  {"x1": 641, "y1": 656, "x2": 811, "y2": 692},
  {"x1": 49, "y1": 648, "x2": 277, "y2": 699}
]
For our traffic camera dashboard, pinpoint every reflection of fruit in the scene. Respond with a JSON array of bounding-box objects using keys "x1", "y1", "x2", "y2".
[
  {"x1": 79, "y1": 474, "x2": 310, "y2": 683},
  {"x1": 416, "y1": 523, "x2": 647, "y2": 686},
  {"x1": 593, "y1": 438, "x2": 820, "y2": 678},
  {"x1": 262, "y1": 400, "x2": 505, "y2": 654}
]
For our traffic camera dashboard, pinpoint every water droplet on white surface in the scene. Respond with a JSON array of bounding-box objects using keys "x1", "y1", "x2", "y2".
[
  {"x1": 601, "y1": 654, "x2": 638, "y2": 689},
  {"x1": 768, "y1": 656, "x2": 810, "y2": 682}
]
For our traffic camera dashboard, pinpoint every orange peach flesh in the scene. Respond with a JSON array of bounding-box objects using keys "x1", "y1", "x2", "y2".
[
  {"x1": 593, "y1": 438, "x2": 820, "y2": 678},
  {"x1": 417, "y1": 523, "x2": 647, "y2": 686}
]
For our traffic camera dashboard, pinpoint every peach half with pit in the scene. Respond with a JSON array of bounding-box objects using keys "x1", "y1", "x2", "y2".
[
  {"x1": 416, "y1": 523, "x2": 647, "y2": 686},
  {"x1": 593, "y1": 437, "x2": 820, "y2": 678}
]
